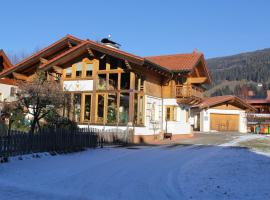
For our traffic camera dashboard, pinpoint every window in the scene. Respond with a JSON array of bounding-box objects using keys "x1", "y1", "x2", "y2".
[
  {"x1": 75, "y1": 62, "x2": 83, "y2": 78},
  {"x1": 165, "y1": 106, "x2": 177, "y2": 121},
  {"x1": 10, "y1": 87, "x2": 16, "y2": 97},
  {"x1": 119, "y1": 93, "x2": 129, "y2": 124},
  {"x1": 86, "y1": 63, "x2": 93, "y2": 77},
  {"x1": 108, "y1": 73, "x2": 118, "y2": 90},
  {"x1": 120, "y1": 73, "x2": 130, "y2": 90},
  {"x1": 73, "y1": 94, "x2": 82, "y2": 122},
  {"x1": 99, "y1": 57, "x2": 106, "y2": 70},
  {"x1": 84, "y1": 94, "x2": 91, "y2": 121},
  {"x1": 96, "y1": 94, "x2": 105, "y2": 123},
  {"x1": 97, "y1": 74, "x2": 107, "y2": 90},
  {"x1": 66, "y1": 67, "x2": 72, "y2": 78},
  {"x1": 110, "y1": 57, "x2": 118, "y2": 70},
  {"x1": 150, "y1": 103, "x2": 156, "y2": 121},
  {"x1": 107, "y1": 94, "x2": 117, "y2": 123}
]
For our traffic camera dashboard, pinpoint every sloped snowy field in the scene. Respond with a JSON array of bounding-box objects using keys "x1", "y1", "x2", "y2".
[{"x1": 0, "y1": 144, "x2": 270, "y2": 200}]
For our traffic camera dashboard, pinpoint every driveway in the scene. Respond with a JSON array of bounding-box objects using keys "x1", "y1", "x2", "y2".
[{"x1": 174, "y1": 131, "x2": 245, "y2": 146}]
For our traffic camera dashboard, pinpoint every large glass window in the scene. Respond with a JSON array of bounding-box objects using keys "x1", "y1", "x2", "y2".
[
  {"x1": 121, "y1": 73, "x2": 130, "y2": 90},
  {"x1": 84, "y1": 94, "x2": 91, "y2": 121},
  {"x1": 139, "y1": 95, "x2": 144, "y2": 124},
  {"x1": 134, "y1": 94, "x2": 138, "y2": 124},
  {"x1": 99, "y1": 58, "x2": 106, "y2": 70},
  {"x1": 86, "y1": 63, "x2": 93, "y2": 77},
  {"x1": 97, "y1": 94, "x2": 105, "y2": 123},
  {"x1": 108, "y1": 73, "x2": 118, "y2": 90},
  {"x1": 110, "y1": 57, "x2": 118, "y2": 70},
  {"x1": 74, "y1": 93, "x2": 82, "y2": 123},
  {"x1": 66, "y1": 67, "x2": 72, "y2": 78},
  {"x1": 119, "y1": 93, "x2": 129, "y2": 124},
  {"x1": 75, "y1": 62, "x2": 83, "y2": 78},
  {"x1": 97, "y1": 74, "x2": 107, "y2": 90},
  {"x1": 107, "y1": 94, "x2": 117, "y2": 124}
]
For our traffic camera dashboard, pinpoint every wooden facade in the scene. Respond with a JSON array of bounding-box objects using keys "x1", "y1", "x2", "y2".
[{"x1": 0, "y1": 35, "x2": 211, "y2": 129}]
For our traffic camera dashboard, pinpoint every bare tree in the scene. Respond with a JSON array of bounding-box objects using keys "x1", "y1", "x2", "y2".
[{"x1": 16, "y1": 72, "x2": 64, "y2": 134}]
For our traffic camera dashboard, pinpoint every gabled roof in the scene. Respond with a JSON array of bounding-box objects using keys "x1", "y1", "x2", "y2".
[
  {"x1": 194, "y1": 95, "x2": 255, "y2": 111},
  {"x1": 0, "y1": 35, "x2": 83, "y2": 77},
  {"x1": 0, "y1": 34, "x2": 210, "y2": 80},
  {"x1": 145, "y1": 52, "x2": 212, "y2": 83},
  {"x1": 145, "y1": 52, "x2": 201, "y2": 71}
]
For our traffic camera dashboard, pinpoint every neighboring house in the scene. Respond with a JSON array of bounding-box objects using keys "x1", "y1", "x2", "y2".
[
  {"x1": 246, "y1": 90, "x2": 270, "y2": 133},
  {"x1": 0, "y1": 50, "x2": 17, "y2": 104},
  {"x1": 0, "y1": 35, "x2": 211, "y2": 142},
  {"x1": 191, "y1": 95, "x2": 255, "y2": 133}
]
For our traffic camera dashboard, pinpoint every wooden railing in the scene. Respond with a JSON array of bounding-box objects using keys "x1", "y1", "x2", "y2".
[{"x1": 175, "y1": 85, "x2": 204, "y2": 99}]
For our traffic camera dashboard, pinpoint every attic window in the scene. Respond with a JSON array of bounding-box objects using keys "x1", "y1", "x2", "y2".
[
  {"x1": 75, "y1": 62, "x2": 83, "y2": 77},
  {"x1": 66, "y1": 67, "x2": 72, "y2": 78},
  {"x1": 86, "y1": 63, "x2": 93, "y2": 77}
]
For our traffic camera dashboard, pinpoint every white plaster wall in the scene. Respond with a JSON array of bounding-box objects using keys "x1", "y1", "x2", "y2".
[
  {"x1": 136, "y1": 95, "x2": 162, "y2": 136},
  {"x1": 162, "y1": 98, "x2": 192, "y2": 135},
  {"x1": 0, "y1": 83, "x2": 17, "y2": 102},
  {"x1": 63, "y1": 80, "x2": 93, "y2": 91},
  {"x1": 200, "y1": 108, "x2": 247, "y2": 133}
]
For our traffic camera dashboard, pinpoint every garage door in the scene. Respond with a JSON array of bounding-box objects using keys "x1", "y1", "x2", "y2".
[{"x1": 210, "y1": 114, "x2": 239, "y2": 131}]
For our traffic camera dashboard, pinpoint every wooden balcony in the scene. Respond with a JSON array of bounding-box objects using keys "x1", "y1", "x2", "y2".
[{"x1": 176, "y1": 85, "x2": 203, "y2": 105}]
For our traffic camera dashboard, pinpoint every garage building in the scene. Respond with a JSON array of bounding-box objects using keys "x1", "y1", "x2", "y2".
[{"x1": 191, "y1": 95, "x2": 255, "y2": 133}]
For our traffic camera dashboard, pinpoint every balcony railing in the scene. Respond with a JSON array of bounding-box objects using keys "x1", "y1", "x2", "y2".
[{"x1": 175, "y1": 85, "x2": 204, "y2": 99}]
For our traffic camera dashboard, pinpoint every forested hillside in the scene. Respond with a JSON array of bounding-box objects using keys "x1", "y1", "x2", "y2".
[{"x1": 206, "y1": 48, "x2": 270, "y2": 98}]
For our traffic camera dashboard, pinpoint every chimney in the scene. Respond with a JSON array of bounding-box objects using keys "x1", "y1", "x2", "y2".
[{"x1": 100, "y1": 36, "x2": 121, "y2": 49}]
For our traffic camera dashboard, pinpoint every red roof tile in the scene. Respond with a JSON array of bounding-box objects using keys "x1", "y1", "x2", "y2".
[
  {"x1": 145, "y1": 52, "x2": 201, "y2": 71},
  {"x1": 194, "y1": 95, "x2": 255, "y2": 111}
]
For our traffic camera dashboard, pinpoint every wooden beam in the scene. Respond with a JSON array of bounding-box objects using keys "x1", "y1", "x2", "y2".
[
  {"x1": 52, "y1": 65, "x2": 63, "y2": 74},
  {"x1": 40, "y1": 58, "x2": 48, "y2": 64},
  {"x1": 12, "y1": 72, "x2": 29, "y2": 81},
  {"x1": 87, "y1": 48, "x2": 95, "y2": 57},
  {"x1": 187, "y1": 77, "x2": 207, "y2": 84},
  {"x1": 67, "y1": 41, "x2": 73, "y2": 48},
  {"x1": 124, "y1": 60, "x2": 132, "y2": 70}
]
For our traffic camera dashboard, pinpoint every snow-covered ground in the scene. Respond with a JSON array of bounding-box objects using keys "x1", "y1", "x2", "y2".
[{"x1": 1, "y1": 144, "x2": 270, "y2": 200}]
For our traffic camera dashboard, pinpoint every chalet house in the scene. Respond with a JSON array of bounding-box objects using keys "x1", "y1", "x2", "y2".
[{"x1": 0, "y1": 35, "x2": 211, "y2": 142}]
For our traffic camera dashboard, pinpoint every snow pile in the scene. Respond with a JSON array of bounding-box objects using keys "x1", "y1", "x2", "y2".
[
  {"x1": 0, "y1": 145, "x2": 270, "y2": 199},
  {"x1": 219, "y1": 134, "x2": 264, "y2": 147}
]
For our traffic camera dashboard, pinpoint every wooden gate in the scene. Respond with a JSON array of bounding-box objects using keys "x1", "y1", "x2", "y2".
[{"x1": 210, "y1": 114, "x2": 239, "y2": 131}]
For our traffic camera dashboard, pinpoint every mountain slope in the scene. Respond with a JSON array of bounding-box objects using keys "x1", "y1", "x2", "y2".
[{"x1": 206, "y1": 48, "x2": 270, "y2": 97}]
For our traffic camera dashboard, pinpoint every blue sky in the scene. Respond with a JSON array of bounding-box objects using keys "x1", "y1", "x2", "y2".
[{"x1": 1, "y1": 0, "x2": 270, "y2": 58}]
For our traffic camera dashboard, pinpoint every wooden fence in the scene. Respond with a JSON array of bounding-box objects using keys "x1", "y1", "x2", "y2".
[{"x1": 0, "y1": 127, "x2": 133, "y2": 160}]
